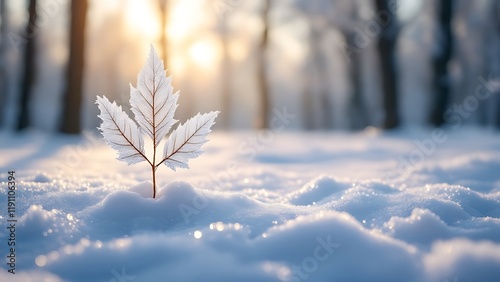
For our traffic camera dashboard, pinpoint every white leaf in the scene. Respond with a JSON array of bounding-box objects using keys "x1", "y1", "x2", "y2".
[
  {"x1": 130, "y1": 45, "x2": 179, "y2": 148},
  {"x1": 161, "y1": 111, "x2": 219, "y2": 171},
  {"x1": 96, "y1": 44, "x2": 219, "y2": 198},
  {"x1": 96, "y1": 95, "x2": 146, "y2": 165}
]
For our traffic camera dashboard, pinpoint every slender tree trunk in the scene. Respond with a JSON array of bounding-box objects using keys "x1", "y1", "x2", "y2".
[
  {"x1": 303, "y1": 29, "x2": 319, "y2": 130},
  {"x1": 17, "y1": 0, "x2": 37, "y2": 131},
  {"x1": 345, "y1": 32, "x2": 366, "y2": 130},
  {"x1": 318, "y1": 54, "x2": 332, "y2": 129},
  {"x1": 304, "y1": 24, "x2": 331, "y2": 130},
  {"x1": 303, "y1": 64, "x2": 315, "y2": 130},
  {"x1": 496, "y1": 90, "x2": 500, "y2": 129},
  {"x1": 0, "y1": 0, "x2": 7, "y2": 127},
  {"x1": 256, "y1": 0, "x2": 271, "y2": 129},
  {"x1": 430, "y1": 0, "x2": 453, "y2": 126},
  {"x1": 60, "y1": 0, "x2": 88, "y2": 134},
  {"x1": 339, "y1": 4, "x2": 366, "y2": 130},
  {"x1": 158, "y1": 0, "x2": 168, "y2": 64},
  {"x1": 375, "y1": 0, "x2": 399, "y2": 129},
  {"x1": 378, "y1": 37, "x2": 398, "y2": 129},
  {"x1": 496, "y1": 3, "x2": 500, "y2": 129},
  {"x1": 220, "y1": 22, "x2": 231, "y2": 129},
  {"x1": 496, "y1": 84, "x2": 500, "y2": 128}
]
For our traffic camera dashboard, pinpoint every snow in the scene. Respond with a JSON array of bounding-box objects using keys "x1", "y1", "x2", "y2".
[{"x1": 1, "y1": 128, "x2": 500, "y2": 281}]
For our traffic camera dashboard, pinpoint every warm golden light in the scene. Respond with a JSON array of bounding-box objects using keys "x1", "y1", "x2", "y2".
[
  {"x1": 228, "y1": 40, "x2": 248, "y2": 62},
  {"x1": 167, "y1": 0, "x2": 203, "y2": 41},
  {"x1": 124, "y1": 0, "x2": 160, "y2": 38},
  {"x1": 170, "y1": 56, "x2": 187, "y2": 74},
  {"x1": 188, "y1": 39, "x2": 220, "y2": 70}
]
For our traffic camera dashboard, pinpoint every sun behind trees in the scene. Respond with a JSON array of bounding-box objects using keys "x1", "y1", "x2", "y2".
[{"x1": 0, "y1": 0, "x2": 499, "y2": 132}]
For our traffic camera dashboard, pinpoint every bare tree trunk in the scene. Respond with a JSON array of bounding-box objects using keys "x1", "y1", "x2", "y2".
[
  {"x1": 496, "y1": 83, "x2": 500, "y2": 129},
  {"x1": 302, "y1": 2, "x2": 344, "y2": 130},
  {"x1": 375, "y1": 0, "x2": 399, "y2": 129},
  {"x1": 60, "y1": 0, "x2": 88, "y2": 134},
  {"x1": 220, "y1": 22, "x2": 231, "y2": 129},
  {"x1": 496, "y1": 87, "x2": 500, "y2": 128},
  {"x1": 256, "y1": 0, "x2": 271, "y2": 129},
  {"x1": 303, "y1": 63, "x2": 315, "y2": 130},
  {"x1": 317, "y1": 50, "x2": 332, "y2": 129},
  {"x1": 304, "y1": 25, "x2": 332, "y2": 130},
  {"x1": 17, "y1": 0, "x2": 37, "y2": 131},
  {"x1": 336, "y1": 3, "x2": 367, "y2": 130},
  {"x1": 0, "y1": 0, "x2": 7, "y2": 127},
  {"x1": 496, "y1": 3, "x2": 500, "y2": 129},
  {"x1": 496, "y1": 102, "x2": 500, "y2": 129},
  {"x1": 344, "y1": 32, "x2": 367, "y2": 130},
  {"x1": 430, "y1": 0, "x2": 453, "y2": 126},
  {"x1": 158, "y1": 0, "x2": 168, "y2": 64}
]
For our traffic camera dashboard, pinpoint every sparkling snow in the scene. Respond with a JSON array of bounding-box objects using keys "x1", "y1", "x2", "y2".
[{"x1": 1, "y1": 128, "x2": 500, "y2": 281}]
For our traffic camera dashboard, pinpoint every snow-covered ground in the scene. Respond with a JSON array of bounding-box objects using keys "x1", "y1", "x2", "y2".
[{"x1": 1, "y1": 128, "x2": 500, "y2": 282}]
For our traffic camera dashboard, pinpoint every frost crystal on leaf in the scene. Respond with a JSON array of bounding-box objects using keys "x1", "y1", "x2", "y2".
[
  {"x1": 96, "y1": 96, "x2": 146, "y2": 165},
  {"x1": 96, "y1": 45, "x2": 219, "y2": 198},
  {"x1": 129, "y1": 48, "x2": 179, "y2": 148},
  {"x1": 162, "y1": 112, "x2": 218, "y2": 171}
]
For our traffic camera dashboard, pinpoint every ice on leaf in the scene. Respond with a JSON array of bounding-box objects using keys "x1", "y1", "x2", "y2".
[
  {"x1": 95, "y1": 96, "x2": 146, "y2": 165},
  {"x1": 129, "y1": 46, "x2": 179, "y2": 148},
  {"x1": 95, "y1": 45, "x2": 218, "y2": 198},
  {"x1": 162, "y1": 111, "x2": 219, "y2": 171}
]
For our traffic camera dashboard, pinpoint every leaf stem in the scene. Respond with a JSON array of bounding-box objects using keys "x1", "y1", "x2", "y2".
[
  {"x1": 152, "y1": 57, "x2": 157, "y2": 199},
  {"x1": 152, "y1": 140, "x2": 156, "y2": 198},
  {"x1": 152, "y1": 164, "x2": 157, "y2": 198}
]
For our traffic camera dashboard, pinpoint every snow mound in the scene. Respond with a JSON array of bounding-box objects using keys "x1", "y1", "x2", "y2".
[
  {"x1": 127, "y1": 181, "x2": 152, "y2": 198},
  {"x1": 1, "y1": 130, "x2": 500, "y2": 281},
  {"x1": 424, "y1": 239, "x2": 500, "y2": 281},
  {"x1": 287, "y1": 175, "x2": 350, "y2": 205},
  {"x1": 33, "y1": 173, "x2": 51, "y2": 183},
  {"x1": 0, "y1": 269, "x2": 62, "y2": 282}
]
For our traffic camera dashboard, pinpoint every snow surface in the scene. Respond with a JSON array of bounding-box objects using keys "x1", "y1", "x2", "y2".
[{"x1": 1, "y1": 128, "x2": 500, "y2": 282}]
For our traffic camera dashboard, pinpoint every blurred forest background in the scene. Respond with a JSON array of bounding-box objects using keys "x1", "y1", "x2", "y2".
[{"x1": 0, "y1": 0, "x2": 499, "y2": 134}]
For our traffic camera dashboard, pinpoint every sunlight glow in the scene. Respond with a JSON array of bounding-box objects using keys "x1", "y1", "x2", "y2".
[
  {"x1": 167, "y1": 17, "x2": 192, "y2": 41},
  {"x1": 170, "y1": 56, "x2": 187, "y2": 74},
  {"x1": 188, "y1": 39, "x2": 221, "y2": 70},
  {"x1": 167, "y1": 0, "x2": 205, "y2": 40},
  {"x1": 125, "y1": 0, "x2": 160, "y2": 38},
  {"x1": 228, "y1": 40, "x2": 248, "y2": 61}
]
